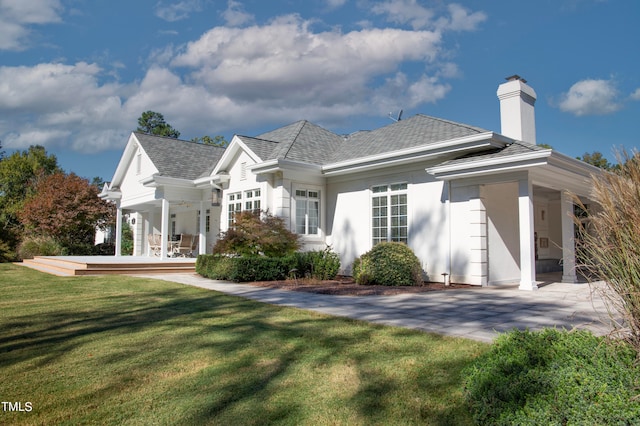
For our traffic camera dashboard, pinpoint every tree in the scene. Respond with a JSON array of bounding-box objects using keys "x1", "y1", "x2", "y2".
[
  {"x1": 213, "y1": 210, "x2": 300, "y2": 257},
  {"x1": 191, "y1": 135, "x2": 228, "y2": 147},
  {"x1": 577, "y1": 151, "x2": 612, "y2": 170},
  {"x1": 136, "y1": 111, "x2": 180, "y2": 138},
  {"x1": 0, "y1": 145, "x2": 60, "y2": 260},
  {"x1": 18, "y1": 172, "x2": 115, "y2": 254}
]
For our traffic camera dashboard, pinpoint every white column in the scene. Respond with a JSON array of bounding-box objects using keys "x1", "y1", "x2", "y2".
[
  {"x1": 144, "y1": 214, "x2": 151, "y2": 257},
  {"x1": 561, "y1": 191, "x2": 578, "y2": 283},
  {"x1": 115, "y1": 203, "x2": 123, "y2": 257},
  {"x1": 160, "y1": 199, "x2": 170, "y2": 260},
  {"x1": 469, "y1": 196, "x2": 488, "y2": 286},
  {"x1": 199, "y1": 201, "x2": 207, "y2": 255},
  {"x1": 148, "y1": 210, "x2": 156, "y2": 257},
  {"x1": 518, "y1": 177, "x2": 537, "y2": 290}
]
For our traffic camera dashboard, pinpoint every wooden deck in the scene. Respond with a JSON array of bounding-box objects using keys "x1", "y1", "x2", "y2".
[{"x1": 20, "y1": 256, "x2": 197, "y2": 276}]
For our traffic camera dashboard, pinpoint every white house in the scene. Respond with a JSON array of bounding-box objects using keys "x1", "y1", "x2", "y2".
[{"x1": 101, "y1": 76, "x2": 600, "y2": 290}]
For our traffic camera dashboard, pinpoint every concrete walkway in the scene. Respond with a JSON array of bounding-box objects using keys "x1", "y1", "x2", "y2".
[{"x1": 144, "y1": 273, "x2": 616, "y2": 343}]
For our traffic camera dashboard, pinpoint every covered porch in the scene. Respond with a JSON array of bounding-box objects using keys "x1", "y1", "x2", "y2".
[{"x1": 429, "y1": 146, "x2": 600, "y2": 290}]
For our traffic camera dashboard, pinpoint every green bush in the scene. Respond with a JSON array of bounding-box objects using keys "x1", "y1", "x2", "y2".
[
  {"x1": 213, "y1": 210, "x2": 299, "y2": 257},
  {"x1": 291, "y1": 247, "x2": 341, "y2": 280},
  {"x1": 17, "y1": 235, "x2": 66, "y2": 259},
  {"x1": 196, "y1": 255, "x2": 296, "y2": 282},
  {"x1": 352, "y1": 242, "x2": 422, "y2": 286},
  {"x1": 197, "y1": 248, "x2": 341, "y2": 282},
  {"x1": 463, "y1": 329, "x2": 640, "y2": 425}
]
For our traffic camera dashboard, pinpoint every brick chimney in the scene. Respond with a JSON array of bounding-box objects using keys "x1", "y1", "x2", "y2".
[{"x1": 497, "y1": 75, "x2": 537, "y2": 144}]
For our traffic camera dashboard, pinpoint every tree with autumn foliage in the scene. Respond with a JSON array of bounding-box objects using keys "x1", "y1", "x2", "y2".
[
  {"x1": 18, "y1": 172, "x2": 115, "y2": 256},
  {"x1": 213, "y1": 210, "x2": 300, "y2": 257}
]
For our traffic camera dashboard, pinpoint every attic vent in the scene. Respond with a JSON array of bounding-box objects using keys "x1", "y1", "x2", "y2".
[{"x1": 240, "y1": 162, "x2": 247, "y2": 180}]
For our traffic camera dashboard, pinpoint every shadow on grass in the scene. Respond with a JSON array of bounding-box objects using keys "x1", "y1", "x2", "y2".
[{"x1": 0, "y1": 266, "x2": 481, "y2": 424}]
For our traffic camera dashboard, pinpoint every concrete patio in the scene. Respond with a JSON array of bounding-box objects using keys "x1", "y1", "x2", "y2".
[{"x1": 144, "y1": 272, "x2": 617, "y2": 343}]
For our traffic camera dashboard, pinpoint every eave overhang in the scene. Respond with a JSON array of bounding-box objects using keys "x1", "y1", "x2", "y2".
[
  {"x1": 322, "y1": 132, "x2": 510, "y2": 176},
  {"x1": 141, "y1": 174, "x2": 196, "y2": 189},
  {"x1": 99, "y1": 189, "x2": 121, "y2": 201},
  {"x1": 426, "y1": 149, "x2": 552, "y2": 180},
  {"x1": 193, "y1": 174, "x2": 227, "y2": 189},
  {"x1": 250, "y1": 158, "x2": 323, "y2": 176}
]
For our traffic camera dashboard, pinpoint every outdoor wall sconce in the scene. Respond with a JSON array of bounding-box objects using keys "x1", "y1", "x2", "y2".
[{"x1": 212, "y1": 188, "x2": 221, "y2": 206}]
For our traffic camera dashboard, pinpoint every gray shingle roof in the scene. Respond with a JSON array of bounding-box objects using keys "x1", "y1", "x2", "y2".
[
  {"x1": 254, "y1": 120, "x2": 344, "y2": 165},
  {"x1": 330, "y1": 114, "x2": 489, "y2": 162},
  {"x1": 135, "y1": 132, "x2": 226, "y2": 180},
  {"x1": 248, "y1": 115, "x2": 490, "y2": 165}
]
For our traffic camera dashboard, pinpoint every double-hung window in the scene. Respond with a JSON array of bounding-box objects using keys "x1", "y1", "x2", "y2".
[
  {"x1": 295, "y1": 189, "x2": 320, "y2": 235},
  {"x1": 371, "y1": 183, "x2": 408, "y2": 245},
  {"x1": 227, "y1": 189, "x2": 261, "y2": 228}
]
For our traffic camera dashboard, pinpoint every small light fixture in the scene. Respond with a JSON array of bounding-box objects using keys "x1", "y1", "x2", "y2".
[{"x1": 212, "y1": 188, "x2": 221, "y2": 206}]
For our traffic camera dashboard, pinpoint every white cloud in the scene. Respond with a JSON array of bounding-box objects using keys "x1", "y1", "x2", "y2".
[
  {"x1": 0, "y1": 7, "x2": 483, "y2": 152},
  {"x1": 371, "y1": 1, "x2": 485, "y2": 31},
  {"x1": 0, "y1": 62, "x2": 129, "y2": 151},
  {"x1": 326, "y1": 0, "x2": 348, "y2": 9},
  {"x1": 443, "y1": 4, "x2": 487, "y2": 31},
  {"x1": 155, "y1": 0, "x2": 202, "y2": 22},
  {"x1": 631, "y1": 88, "x2": 640, "y2": 101},
  {"x1": 0, "y1": 0, "x2": 63, "y2": 50},
  {"x1": 222, "y1": 0, "x2": 254, "y2": 27},
  {"x1": 372, "y1": 0, "x2": 434, "y2": 30},
  {"x1": 558, "y1": 78, "x2": 621, "y2": 116}
]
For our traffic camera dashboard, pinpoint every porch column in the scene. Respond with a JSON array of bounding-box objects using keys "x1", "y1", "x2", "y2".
[
  {"x1": 199, "y1": 201, "x2": 207, "y2": 255},
  {"x1": 147, "y1": 211, "x2": 156, "y2": 257},
  {"x1": 160, "y1": 198, "x2": 170, "y2": 260},
  {"x1": 518, "y1": 177, "x2": 537, "y2": 290},
  {"x1": 115, "y1": 202, "x2": 123, "y2": 257},
  {"x1": 561, "y1": 191, "x2": 578, "y2": 283}
]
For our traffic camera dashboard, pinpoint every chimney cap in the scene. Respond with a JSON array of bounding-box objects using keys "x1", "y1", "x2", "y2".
[{"x1": 505, "y1": 74, "x2": 527, "y2": 83}]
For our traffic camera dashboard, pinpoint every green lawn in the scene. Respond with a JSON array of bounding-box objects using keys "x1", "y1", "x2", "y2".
[{"x1": 0, "y1": 264, "x2": 487, "y2": 425}]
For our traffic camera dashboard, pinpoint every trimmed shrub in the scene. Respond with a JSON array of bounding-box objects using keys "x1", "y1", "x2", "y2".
[
  {"x1": 291, "y1": 247, "x2": 341, "y2": 280},
  {"x1": 352, "y1": 242, "x2": 422, "y2": 286},
  {"x1": 197, "y1": 248, "x2": 341, "y2": 282},
  {"x1": 17, "y1": 235, "x2": 66, "y2": 259},
  {"x1": 196, "y1": 254, "x2": 296, "y2": 282},
  {"x1": 463, "y1": 329, "x2": 640, "y2": 425}
]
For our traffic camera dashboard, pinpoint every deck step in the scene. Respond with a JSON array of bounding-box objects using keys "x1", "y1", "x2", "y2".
[{"x1": 19, "y1": 256, "x2": 197, "y2": 276}]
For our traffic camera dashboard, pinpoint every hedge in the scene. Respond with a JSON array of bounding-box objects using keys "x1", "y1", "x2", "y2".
[{"x1": 196, "y1": 248, "x2": 341, "y2": 282}]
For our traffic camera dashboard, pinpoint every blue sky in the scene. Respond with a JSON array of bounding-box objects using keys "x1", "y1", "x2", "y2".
[{"x1": 1, "y1": 0, "x2": 638, "y2": 181}]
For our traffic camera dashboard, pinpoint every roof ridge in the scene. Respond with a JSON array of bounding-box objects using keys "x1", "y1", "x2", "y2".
[
  {"x1": 281, "y1": 120, "x2": 307, "y2": 159},
  {"x1": 237, "y1": 135, "x2": 281, "y2": 144},
  {"x1": 414, "y1": 114, "x2": 486, "y2": 133}
]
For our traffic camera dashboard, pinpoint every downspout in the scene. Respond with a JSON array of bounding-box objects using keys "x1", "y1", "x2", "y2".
[{"x1": 446, "y1": 180, "x2": 452, "y2": 285}]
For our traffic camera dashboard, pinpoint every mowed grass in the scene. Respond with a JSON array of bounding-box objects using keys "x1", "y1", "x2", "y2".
[{"x1": 0, "y1": 264, "x2": 488, "y2": 425}]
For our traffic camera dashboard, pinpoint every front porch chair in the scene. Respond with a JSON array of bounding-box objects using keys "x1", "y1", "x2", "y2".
[
  {"x1": 175, "y1": 234, "x2": 195, "y2": 257},
  {"x1": 148, "y1": 234, "x2": 162, "y2": 257}
]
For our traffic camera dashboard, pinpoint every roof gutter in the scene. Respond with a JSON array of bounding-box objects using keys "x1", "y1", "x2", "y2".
[
  {"x1": 426, "y1": 150, "x2": 552, "y2": 180},
  {"x1": 250, "y1": 158, "x2": 323, "y2": 176},
  {"x1": 322, "y1": 132, "x2": 510, "y2": 176}
]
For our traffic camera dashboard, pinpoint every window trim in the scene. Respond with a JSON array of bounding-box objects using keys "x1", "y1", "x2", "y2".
[
  {"x1": 226, "y1": 188, "x2": 262, "y2": 228},
  {"x1": 371, "y1": 182, "x2": 408, "y2": 246},
  {"x1": 292, "y1": 184, "x2": 322, "y2": 238}
]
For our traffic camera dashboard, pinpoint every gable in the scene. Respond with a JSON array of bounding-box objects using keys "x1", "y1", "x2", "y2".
[{"x1": 134, "y1": 132, "x2": 226, "y2": 180}]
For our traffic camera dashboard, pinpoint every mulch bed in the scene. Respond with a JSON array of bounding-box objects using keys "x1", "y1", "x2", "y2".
[{"x1": 247, "y1": 276, "x2": 476, "y2": 296}]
